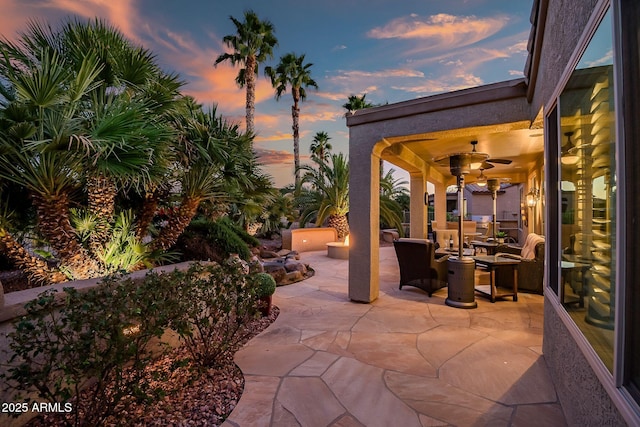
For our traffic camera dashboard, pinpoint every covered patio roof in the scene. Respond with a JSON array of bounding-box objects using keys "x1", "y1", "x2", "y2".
[
  {"x1": 347, "y1": 78, "x2": 544, "y2": 188},
  {"x1": 346, "y1": 78, "x2": 543, "y2": 303}
]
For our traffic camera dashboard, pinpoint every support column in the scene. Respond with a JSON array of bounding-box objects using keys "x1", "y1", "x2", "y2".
[
  {"x1": 409, "y1": 172, "x2": 427, "y2": 238},
  {"x1": 434, "y1": 181, "x2": 448, "y2": 227},
  {"x1": 348, "y1": 138, "x2": 381, "y2": 303}
]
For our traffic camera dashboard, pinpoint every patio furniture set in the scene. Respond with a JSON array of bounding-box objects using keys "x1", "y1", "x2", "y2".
[{"x1": 393, "y1": 232, "x2": 545, "y2": 304}]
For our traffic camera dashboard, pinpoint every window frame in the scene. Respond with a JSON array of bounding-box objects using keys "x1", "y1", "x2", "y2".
[{"x1": 544, "y1": 0, "x2": 640, "y2": 419}]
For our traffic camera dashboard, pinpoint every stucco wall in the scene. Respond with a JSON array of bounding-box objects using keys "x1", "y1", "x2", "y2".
[
  {"x1": 528, "y1": 0, "x2": 601, "y2": 118},
  {"x1": 543, "y1": 300, "x2": 627, "y2": 426}
]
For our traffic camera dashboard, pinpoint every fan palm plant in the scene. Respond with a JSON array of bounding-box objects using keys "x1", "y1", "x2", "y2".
[
  {"x1": 214, "y1": 10, "x2": 278, "y2": 134},
  {"x1": 265, "y1": 53, "x2": 318, "y2": 187},
  {"x1": 297, "y1": 153, "x2": 349, "y2": 239},
  {"x1": 0, "y1": 18, "x2": 182, "y2": 281}
]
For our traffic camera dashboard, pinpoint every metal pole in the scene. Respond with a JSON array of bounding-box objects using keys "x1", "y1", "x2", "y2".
[{"x1": 458, "y1": 174, "x2": 464, "y2": 258}]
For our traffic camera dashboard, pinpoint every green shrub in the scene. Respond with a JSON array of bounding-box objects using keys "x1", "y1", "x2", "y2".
[
  {"x1": 1, "y1": 274, "x2": 173, "y2": 426},
  {"x1": 168, "y1": 260, "x2": 259, "y2": 370},
  {"x1": 180, "y1": 217, "x2": 258, "y2": 261},
  {"x1": 252, "y1": 272, "x2": 276, "y2": 297}
]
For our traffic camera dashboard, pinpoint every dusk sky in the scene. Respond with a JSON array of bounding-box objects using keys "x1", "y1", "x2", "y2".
[{"x1": 1, "y1": 0, "x2": 534, "y2": 187}]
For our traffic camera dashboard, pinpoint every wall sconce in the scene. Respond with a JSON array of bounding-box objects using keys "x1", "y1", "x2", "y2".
[{"x1": 526, "y1": 187, "x2": 539, "y2": 208}]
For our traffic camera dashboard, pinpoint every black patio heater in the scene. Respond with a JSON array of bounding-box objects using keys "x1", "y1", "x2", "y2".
[{"x1": 441, "y1": 152, "x2": 484, "y2": 309}]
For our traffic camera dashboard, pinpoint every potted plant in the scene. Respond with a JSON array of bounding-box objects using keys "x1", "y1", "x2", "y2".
[
  {"x1": 496, "y1": 231, "x2": 508, "y2": 244},
  {"x1": 253, "y1": 272, "x2": 277, "y2": 316}
]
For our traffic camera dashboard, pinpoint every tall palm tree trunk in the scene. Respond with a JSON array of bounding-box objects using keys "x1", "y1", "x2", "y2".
[
  {"x1": 245, "y1": 55, "x2": 257, "y2": 135},
  {"x1": 292, "y1": 93, "x2": 301, "y2": 187},
  {"x1": 87, "y1": 173, "x2": 117, "y2": 255},
  {"x1": 0, "y1": 228, "x2": 67, "y2": 284},
  {"x1": 31, "y1": 193, "x2": 102, "y2": 280},
  {"x1": 151, "y1": 196, "x2": 201, "y2": 251}
]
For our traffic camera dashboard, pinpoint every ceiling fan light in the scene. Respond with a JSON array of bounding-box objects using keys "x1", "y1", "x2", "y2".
[
  {"x1": 561, "y1": 154, "x2": 580, "y2": 165},
  {"x1": 476, "y1": 169, "x2": 487, "y2": 186}
]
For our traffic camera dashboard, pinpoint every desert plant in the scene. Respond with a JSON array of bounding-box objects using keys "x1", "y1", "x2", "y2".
[
  {"x1": 297, "y1": 153, "x2": 349, "y2": 238},
  {"x1": 1, "y1": 275, "x2": 173, "y2": 426},
  {"x1": 168, "y1": 261, "x2": 259, "y2": 370},
  {"x1": 177, "y1": 217, "x2": 258, "y2": 262},
  {"x1": 252, "y1": 272, "x2": 276, "y2": 298},
  {"x1": 251, "y1": 272, "x2": 276, "y2": 316}
]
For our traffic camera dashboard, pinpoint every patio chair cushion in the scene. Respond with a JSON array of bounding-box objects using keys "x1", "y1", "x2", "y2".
[
  {"x1": 495, "y1": 233, "x2": 545, "y2": 294},
  {"x1": 521, "y1": 233, "x2": 545, "y2": 260}
]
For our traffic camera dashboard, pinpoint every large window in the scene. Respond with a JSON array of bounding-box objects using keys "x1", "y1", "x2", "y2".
[
  {"x1": 547, "y1": 0, "x2": 640, "y2": 415},
  {"x1": 558, "y1": 10, "x2": 616, "y2": 370}
]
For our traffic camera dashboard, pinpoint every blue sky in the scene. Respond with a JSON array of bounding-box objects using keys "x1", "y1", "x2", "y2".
[{"x1": 1, "y1": 0, "x2": 534, "y2": 187}]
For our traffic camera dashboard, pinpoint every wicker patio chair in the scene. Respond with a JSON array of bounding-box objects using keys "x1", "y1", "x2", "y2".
[{"x1": 393, "y1": 238, "x2": 449, "y2": 296}]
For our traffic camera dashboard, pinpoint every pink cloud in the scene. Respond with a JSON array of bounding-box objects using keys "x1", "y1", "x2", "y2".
[
  {"x1": 368, "y1": 13, "x2": 509, "y2": 51},
  {"x1": 254, "y1": 148, "x2": 310, "y2": 165}
]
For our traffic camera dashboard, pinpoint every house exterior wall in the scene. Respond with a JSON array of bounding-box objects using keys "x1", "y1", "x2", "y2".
[
  {"x1": 544, "y1": 303, "x2": 627, "y2": 426},
  {"x1": 528, "y1": 0, "x2": 601, "y2": 119},
  {"x1": 535, "y1": 0, "x2": 639, "y2": 424}
]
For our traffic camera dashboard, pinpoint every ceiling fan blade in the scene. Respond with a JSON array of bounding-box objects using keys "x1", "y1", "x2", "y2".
[
  {"x1": 480, "y1": 161, "x2": 495, "y2": 170},
  {"x1": 486, "y1": 158, "x2": 512, "y2": 165}
]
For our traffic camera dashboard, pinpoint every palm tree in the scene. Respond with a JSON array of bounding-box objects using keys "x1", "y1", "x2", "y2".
[
  {"x1": 265, "y1": 53, "x2": 318, "y2": 187},
  {"x1": 214, "y1": 10, "x2": 278, "y2": 134},
  {"x1": 297, "y1": 153, "x2": 349, "y2": 239},
  {"x1": 152, "y1": 105, "x2": 259, "y2": 251},
  {"x1": 0, "y1": 19, "x2": 181, "y2": 280},
  {"x1": 342, "y1": 93, "x2": 374, "y2": 116},
  {"x1": 309, "y1": 131, "x2": 332, "y2": 167},
  {"x1": 379, "y1": 169, "x2": 408, "y2": 235}
]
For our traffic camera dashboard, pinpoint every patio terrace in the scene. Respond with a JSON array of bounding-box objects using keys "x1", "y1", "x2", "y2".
[{"x1": 223, "y1": 246, "x2": 567, "y2": 426}]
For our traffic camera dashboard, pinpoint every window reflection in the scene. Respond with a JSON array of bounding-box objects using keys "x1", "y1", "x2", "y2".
[{"x1": 559, "y1": 10, "x2": 615, "y2": 372}]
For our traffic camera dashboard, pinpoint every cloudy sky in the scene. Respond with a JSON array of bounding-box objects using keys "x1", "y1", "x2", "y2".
[{"x1": 0, "y1": 0, "x2": 534, "y2": 187}]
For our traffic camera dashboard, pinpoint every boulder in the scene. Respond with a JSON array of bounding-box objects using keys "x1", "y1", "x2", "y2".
[
  {"x1": 285, "y1": 261, "x2": 307, "y2": 275},
  {"x1": 285, "y1": 271, "x2": 303, "y2": 283},
  {"x1": 260, "y1": 249, "x2": 280, "y2": 259},
  {"x1": 263, "y1": 265, "x2": 286, "y2": 284}
]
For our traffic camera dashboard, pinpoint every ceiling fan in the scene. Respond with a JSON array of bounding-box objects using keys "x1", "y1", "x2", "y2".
[
  {"x1": 469, "y1": 140, "x2": 512, "y2": 170},
  {"x1": 434, "y1": 140, "x2": 512, "y2": 176}
]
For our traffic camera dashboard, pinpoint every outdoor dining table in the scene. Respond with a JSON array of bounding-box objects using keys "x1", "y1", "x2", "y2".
[
  {"x1": 470, "y1": 240, "x2": 499, "y2": 255},
  {"x1": 435, "y1": 247, "x2": 475, "y2": 258},
  {"x1": 472, "y1": 255, "x2": 521, "y2": 302}
]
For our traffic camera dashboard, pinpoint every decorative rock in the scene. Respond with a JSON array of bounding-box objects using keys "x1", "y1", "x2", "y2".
[
  {"x1": 277, "y1": 250, "x2": 300, "y2": 260},
  {"x1": 285, "y1": 271, "x2": 303, "y2": 282},
  {"x1": 285, "y1": 261, "x2": 307, "y2": 275},
  {"x1": 260, "y1": 249, "x2": 280, "y2": 259},
  {"x1": 263, "y1": 265, "x2": 286, "y2": 284}
]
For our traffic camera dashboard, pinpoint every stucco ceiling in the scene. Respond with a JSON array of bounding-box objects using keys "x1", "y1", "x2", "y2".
[{"x1": 380, "y1": 123, "x2": 545, "y2": 185}]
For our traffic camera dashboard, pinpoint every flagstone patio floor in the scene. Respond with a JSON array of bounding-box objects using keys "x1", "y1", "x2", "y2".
[{"x1": 223, "y1": 246, "x2": 567, "y2": 427}]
